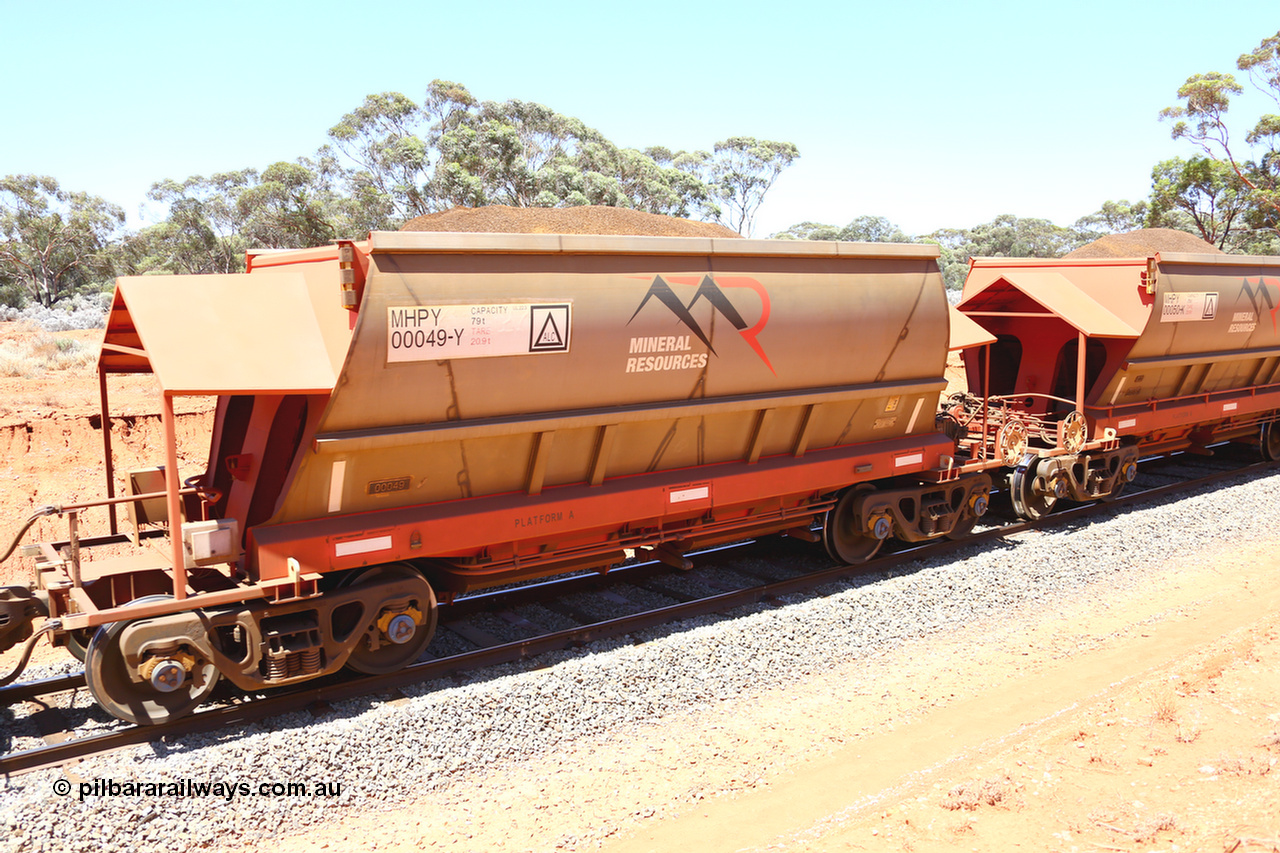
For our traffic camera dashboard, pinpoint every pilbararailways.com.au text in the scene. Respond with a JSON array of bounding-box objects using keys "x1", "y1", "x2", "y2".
[{"x1": 55, "y1": 777, "x2": 342, "y2": 801}]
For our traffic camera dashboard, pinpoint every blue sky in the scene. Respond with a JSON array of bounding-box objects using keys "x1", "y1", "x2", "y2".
[{"x1": 1, "y1": 0, "x2": 1275, "y2": 237}]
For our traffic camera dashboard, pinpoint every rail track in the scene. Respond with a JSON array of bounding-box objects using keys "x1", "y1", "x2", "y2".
[{"x1": 0, "y1": 446, "x2": 1268, "y2": 777}]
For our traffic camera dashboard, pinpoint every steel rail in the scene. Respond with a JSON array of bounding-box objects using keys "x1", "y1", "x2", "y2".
[
  {"x1": 0, "y1": 543, "x2": 748, "y2": 710},
  {"x1": 1, "y1": 454, "x2": 1270, "y2": 777}
]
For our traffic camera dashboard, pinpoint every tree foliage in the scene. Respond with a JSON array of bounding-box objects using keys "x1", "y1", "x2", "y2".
[
  {"x1": 772, "y1": 213, "x2": 1097, "y2": 289},
  {"x1": 1146, "y1": 157, "x2": 1250, "y2": 249},
  {"x1": 322, "y1": 81, "x2": 777, "y2": 228},
  {"x1": 1074, "y1": 199, "x2": 1149, "y2": 238},
  {"x1": 706, "y1": 137, "x2": 799, "y2": 236},
  {"x1": 772, "y1": 215, "x2": 910, "y2": 243},
  {"x1": 327, "y1": 91, "x2": 434, "y2": 224},
  {"x1": 119, "y1": 158, "x2": 363, "y2": 277},
  {"x1": 126, "y1": 170, "x2": 255, "y2": 275},
  {"x1": 1160, "y1": 30, "x2": 1280, "y2": 237},
  {"x1": 0, "y1": 81, "x2": 802, "y2": 302},
  {"x1": 0, "y1": 175, "x2": 124, "y2": 307},
  {"x1": 924, "y1": 215, "x2": 1086, "y2": 289}
]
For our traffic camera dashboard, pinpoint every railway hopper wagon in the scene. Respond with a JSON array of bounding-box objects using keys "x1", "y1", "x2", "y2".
[
  {"x1": 950, "y1": 251, "x2": 1280, "y2": 518},
  {"x1": 0, "y1": 232, "x2": 990, "y2": 724}
]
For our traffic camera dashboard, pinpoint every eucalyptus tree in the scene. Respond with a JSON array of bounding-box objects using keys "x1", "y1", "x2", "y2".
[
  {"x1": 129, "y1": 158, "x2": 351, "y2": 276},
  {"x1": 1145, "y1": 158, "x2": 1250, "y2": 249},
  {"x1": 705, "y1": 137, "x2": 799, "y2": 236},
  {"x1": 1073, "y1": 199, "x2": 1149, "y2": 238},
  {"x1": 324, "y1": 80, "x2": 789, "y2": 229},
  {"x1": 1160, "y1": 30, "x2": 1280, "y2": 230},
  {"x1": 129, "y1": 170, "x2": 255, "y2": 275},
  {"x1": 773, "y1": 216, "x2": 910, "y2": 243},
  {"x1": 925, "y1": 215, "x2": 1086, "y2": 289},
  {"x1": 327, "y1": 91, "x2": 434, "y2": 224},
  {"x1": 0, "y1": 174, "x2": 124, "y2": 307}
]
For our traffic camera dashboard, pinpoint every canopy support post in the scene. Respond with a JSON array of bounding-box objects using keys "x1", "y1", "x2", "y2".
[
  {"x1": 1076, "y1": 330, "x2": 1086, "y2": 415},
  {"x1": 98, "y1": 363, "x2": 118, "y2": 535},
  {"x1": 981, "y1": 343, "x2": 991, "y2": 461},
  {"x1": 163, "y1": 393, "x2": 187, "y2": 601}
]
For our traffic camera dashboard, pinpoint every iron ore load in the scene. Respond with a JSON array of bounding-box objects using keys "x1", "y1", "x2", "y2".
[{"x1": 0, "y1": 230, "x2": 993, "y2": 724}]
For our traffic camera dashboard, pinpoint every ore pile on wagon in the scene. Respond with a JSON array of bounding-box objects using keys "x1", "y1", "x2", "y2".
[{"x1": 1, "y1": 212, "x2": 1278, "y2": 727}]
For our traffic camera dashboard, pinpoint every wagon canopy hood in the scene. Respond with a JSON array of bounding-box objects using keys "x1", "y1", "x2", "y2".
[
  {"x1": 99, "y1": 273, "x2": 348, "y2": 395},
  {"x1": 958, "y1": 270, "x2": 1141, "y2": 339},
  {"x1": 946, "y1": 303, "x2": 997, "y2": 350}
]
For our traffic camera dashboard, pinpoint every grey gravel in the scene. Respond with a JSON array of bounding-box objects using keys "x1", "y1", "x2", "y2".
[{"x1": 3, "y1": 465, "x2": 1279, "y2": 852}]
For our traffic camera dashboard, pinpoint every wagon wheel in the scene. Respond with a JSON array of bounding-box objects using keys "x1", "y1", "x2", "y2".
[
  {"x1": 343, "y1": 564, "x2": 438, "y2": 675},
  {"x1": 85, "y1": 595, "x2": 221, "y2": 726},
  {"x1": 1009, "y1": 457, "x2": 1058, "y2": 521},
  {"x1": 995, "y1": 418, "x2": 1028, "y2": 466},
  {"x1": 822, "y1": 485, "x2": 886, "y2": 564},
  {"x1": 63, "y1": 628, "x2": 95, "y2": 663},
  {"x1": 1261, "y1": 421, "x2": 1280, "y2": 462},
  {"x1": 1060, "y1": 411, "x2": 1087, "y2": 454}
]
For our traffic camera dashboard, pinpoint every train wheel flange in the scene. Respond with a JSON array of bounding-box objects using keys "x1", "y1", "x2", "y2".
[
  {"x1": 63, "y1": 628, "x2": 95, "y2": 663},
  {"x1": 1010, "y1": 456, "x2": 1058, "y2": 521},
  {"x1": 344, "y1": 564, "x2": 438, "y2": 676},
  {"x1": 823, "y1": 485, "x2": 885, "y2": 564},
  {"x1": 84, "y1": 595, "x2": 220, "y2": 726},
  {"x1": 1261, "y1": 421, "x2": 1280, "y2": 462}
]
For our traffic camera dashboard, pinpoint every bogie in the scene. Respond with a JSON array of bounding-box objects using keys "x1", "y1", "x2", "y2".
[{"x1": 823, "y1": 473, "x2": 992, "y2": 563}]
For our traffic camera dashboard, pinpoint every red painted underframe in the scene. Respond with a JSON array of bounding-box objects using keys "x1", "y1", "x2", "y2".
[
  {"x1": 251, "y1": 433, "x2": 951, "y2": 582},
  {"x1": 1088, "y1": 382, "x2": 1280, "y2": 441}
]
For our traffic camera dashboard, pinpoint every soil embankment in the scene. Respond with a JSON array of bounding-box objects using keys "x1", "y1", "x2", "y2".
[{"x1": 0, "y1": 411, "x2": 213, "y2": 586}]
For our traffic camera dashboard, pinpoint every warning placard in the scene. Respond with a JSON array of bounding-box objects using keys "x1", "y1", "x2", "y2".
[{"x1": 387, "y1": 302, "x2": 571, "y2": 363}]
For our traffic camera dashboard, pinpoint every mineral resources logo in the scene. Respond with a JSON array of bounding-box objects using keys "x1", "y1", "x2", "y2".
[
  {"x1": 1239, "y1": 277, "x2": 1280, "y2": 334},
  {"x1": 625, "y1": 274, "x2": 774, "y2": 375}
]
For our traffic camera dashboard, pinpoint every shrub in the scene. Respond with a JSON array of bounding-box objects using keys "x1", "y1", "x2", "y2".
[{"x1": 0, "y1": 291, "x2": 110, "y2": 331}]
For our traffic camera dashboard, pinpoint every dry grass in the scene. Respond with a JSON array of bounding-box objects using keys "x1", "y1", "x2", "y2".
[
  {"x1": 1174, "y1": 725, "x2": 1202, "y2": 744},
  {"x1": 939, "y1": 775, "x2": 1016, "y2": 811},
  {"x1": 1088, "y1": 799, "x2": 1177, "y2": 844},
  {"x1": 1215, "y1": 752, "x2": 1273, "y2": 776},
  {"x1": 1132, "y1": 812, "x2": 1178, "y2": 843},
  {"x1": 1149, "y1": 684, "x2": 1180, "y2": 725},
  {"x1": 0, "y1": 322, "x2": 96, "y2": 378}
]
